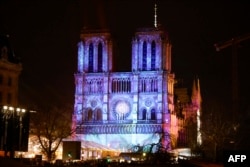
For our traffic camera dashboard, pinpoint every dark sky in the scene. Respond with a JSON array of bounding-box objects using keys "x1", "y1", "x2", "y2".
[{"x1": 0, "y1": 0, "x2": 250, "y2": 112}]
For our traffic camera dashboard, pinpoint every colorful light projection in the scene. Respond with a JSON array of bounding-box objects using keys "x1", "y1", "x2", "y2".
[{"x1": 73, "y1": 26, "x2": 174, "y2": 153}]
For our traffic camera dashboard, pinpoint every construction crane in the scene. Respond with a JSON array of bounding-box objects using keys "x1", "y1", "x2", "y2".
[
  {"x1": 214, "y1": 33, "x2": 250, "y2": 51},
  {"x1": 214, "y1": 33, "x2": 250, "y2": 121}
]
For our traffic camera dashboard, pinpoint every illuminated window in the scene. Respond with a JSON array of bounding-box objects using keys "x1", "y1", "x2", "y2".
[
  {"x1": 88, "y1": 43, "x2": 94, "y2": 72},
  {"x1": 113, "y1": 100, "x2": 131, "y2": 120},
  {"x1": 97, "y1": 42, "x2": 103, "y2": 72},
  {"x1": 142, "y1": 41, "x2": 147, "y2": 71},
  {"x1": 115, "y1": 101, "x2": 130, "y2": 115},
  {"x1": 151, "y1": 41, "x2": 156, "y2": 70}
]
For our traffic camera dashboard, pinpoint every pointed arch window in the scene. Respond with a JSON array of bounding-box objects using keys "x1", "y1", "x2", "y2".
[
  {"x1": 88, "y1": 43, "x2": 94, "y2": 72},
  {"x1": 142, "y1": 41, "x2": 147, "y2": 71},
  {"x1": 151, "y1": 41, "x2": 156, "y2": 70},
  {"x1": 87, "y1": 109, "x2": 93, "y2": 121},
  {"x1": 142, "y1": 109, "x2": 147, "y2": 120},
  {"x1": 151, "y1": 108, "x2": 156, "y2": 120},
  {"x1": 96, "y1": 109, "x2": 102, "y2": 121},
  {"x1": 97, "y1": 42, "x2": 103, "y2": 72}
]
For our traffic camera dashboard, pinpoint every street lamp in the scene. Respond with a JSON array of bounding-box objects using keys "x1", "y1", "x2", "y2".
[
  {"x1": 1, "y1": 105, "x2": 28, "y2": 157},
  {"x1": 2, "y1": 106, "x2": 14, "y2": 156},
  {"x1": 16, "y1": 108, "x2": 26, "y2": 151}
]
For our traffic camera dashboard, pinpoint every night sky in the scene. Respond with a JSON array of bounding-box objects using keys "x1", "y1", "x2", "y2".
[{"x1": 0, "y1": 0, "x2": 250, "y2": 113}]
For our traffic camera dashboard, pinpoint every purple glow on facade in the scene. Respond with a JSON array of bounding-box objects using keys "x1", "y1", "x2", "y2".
[{"x1": 73, "y1": 28, "x2": 175, "y2": 152}]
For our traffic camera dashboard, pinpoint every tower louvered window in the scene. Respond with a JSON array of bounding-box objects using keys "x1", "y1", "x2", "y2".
[
  {"x1": 142, "y1": 41, "x2": 147, "y2": 71},
  {"x1": 97, "y1": 42, "x2": 103, "y2": 72},
  {"x1": 88, "y1": 43, "x2": 94, "y2": 72},
  {"x1": 151, "y1": 41, "x2": 156, "y2": 70}
]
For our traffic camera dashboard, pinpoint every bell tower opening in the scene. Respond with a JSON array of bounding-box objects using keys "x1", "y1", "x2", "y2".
[
  {"x1": 97, "y1": 42, "x2": 103, "y2": 72},
  {"x1": 151, "y1": 41, "x2": 156, "y2": 70},
  {"x1": 88, "y1": 43, "x2": 94, "y2": 72}
]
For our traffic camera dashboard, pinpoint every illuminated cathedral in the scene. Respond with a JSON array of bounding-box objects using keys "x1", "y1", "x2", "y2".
[{"x1": 71, "y1": 5, "x2": 200, "y2": 157}]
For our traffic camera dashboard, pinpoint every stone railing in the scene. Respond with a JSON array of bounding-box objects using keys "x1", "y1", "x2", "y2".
[{"x1": 76, "y1": 123, "x2": 162, "y2": 134}]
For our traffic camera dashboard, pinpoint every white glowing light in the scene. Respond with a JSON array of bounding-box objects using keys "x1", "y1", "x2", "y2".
[
  {"x1": 197, "y1": 109, "x2": 202, "y2": 145},
  {"x1": 115, "y1": 101, "x2": 129, "y2": 114}
]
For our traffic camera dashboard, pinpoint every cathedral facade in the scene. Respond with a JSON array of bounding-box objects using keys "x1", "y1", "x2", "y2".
[{"x1": 72, "y1": 26, "x2": 177, "y2": 153}]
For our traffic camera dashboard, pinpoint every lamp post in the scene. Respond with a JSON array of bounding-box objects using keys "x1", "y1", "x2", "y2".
[
  {"x1": 1, "y1": 105, "x2": 27, "y2": 157},
  {"x1": 2, "y1": 106, "x2": 14, "y2": 157},
  {"x1": 16, "y1": 108, "x2": 26, "y2": 151}
]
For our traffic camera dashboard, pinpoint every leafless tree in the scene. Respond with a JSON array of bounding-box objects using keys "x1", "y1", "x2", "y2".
[
  {"x1": 30, "y1": 105, "x2": 73, "y2": 162},
  {"x1": 201, "y1": 104, "x2": 238, "y2": 161}
]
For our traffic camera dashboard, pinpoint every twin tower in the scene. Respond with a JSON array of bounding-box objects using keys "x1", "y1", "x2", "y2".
[{"x1": 72, "y1": 25, "x2": 176, "y2": 154}]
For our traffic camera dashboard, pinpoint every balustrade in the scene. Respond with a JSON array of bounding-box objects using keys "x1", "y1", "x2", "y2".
[{"x1": 76, "y1": 123, "x2": 162, "y2": 134}]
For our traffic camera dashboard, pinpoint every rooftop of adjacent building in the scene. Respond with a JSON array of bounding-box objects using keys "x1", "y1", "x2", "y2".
[{"x1": 0, "y1": 34, "x2": 21, "y2": 64}]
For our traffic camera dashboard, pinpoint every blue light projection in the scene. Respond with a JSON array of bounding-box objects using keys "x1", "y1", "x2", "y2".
[
  {"x1": 73, "y1": 28, "x2": 175, "y2": 152},
  {"x1": 77, "y1": 41, "x2": 84, "y2": 73}
]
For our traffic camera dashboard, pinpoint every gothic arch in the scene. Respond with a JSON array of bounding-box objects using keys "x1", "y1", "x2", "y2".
[
  {"x1": 141, "y1": 108, "x2": 147, "y2": 120},
  {"x1": 150, "y1": 108, "x2": 156, "y2": 120},
  {"x1": 87, "y1": 108, "x2": 93, "y2": 121},
  {"x1": 95, "y1": 108, "x2": 102, "y2": 121}
]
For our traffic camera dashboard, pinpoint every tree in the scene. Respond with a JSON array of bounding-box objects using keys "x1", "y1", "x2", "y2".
[
  {"x1": 130, "y1": 132, "x2": 171, "y2": 154},
  {"x1": 30, "y1": 105, "x2": 73, "y2": 162},
  {"x1": 129, "y1": 133, "x2": 173, "y2": 164},
  {"x1": 201, "y1": 103, "x2": 238, "y2": 161}
]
